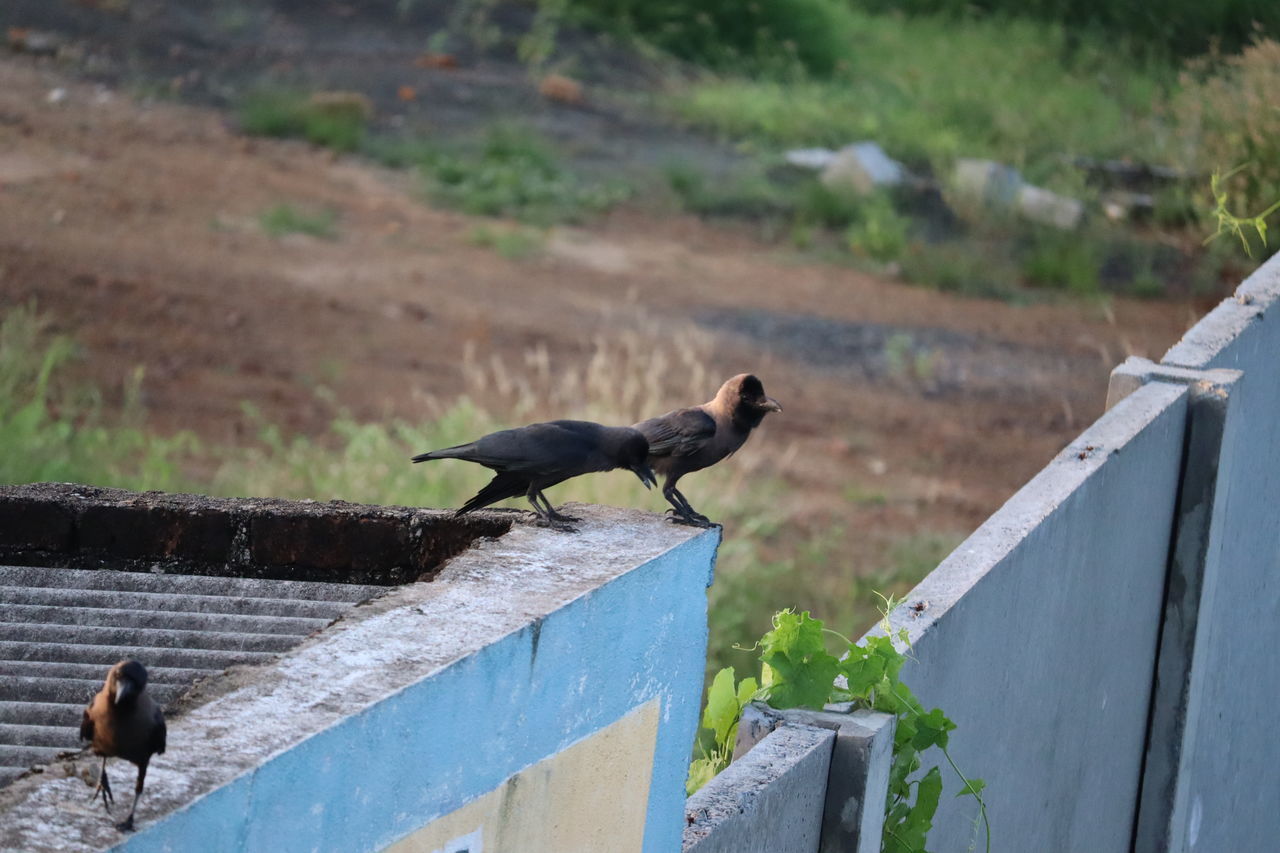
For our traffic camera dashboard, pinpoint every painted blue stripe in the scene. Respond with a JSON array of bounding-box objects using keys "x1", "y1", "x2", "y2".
[{"x1": 114, "y1": 528, "x2": 719, "y2": 853}]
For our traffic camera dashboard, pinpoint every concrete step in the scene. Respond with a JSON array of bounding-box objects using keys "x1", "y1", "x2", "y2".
[
  {"x1": 0, "y1": 641, "x2": 275, "y2": 670},
  {"x1": 0, "y1": 622, "x2": 302, "y2": 654},
  {"x1": 0, "y1": 564, "x2": 385, "y2": 790},
  {"x1": 0, "y1": 660, "x2": 217, "y2": 685},
  {"x1": 4, "y1": 603, "x2": 330, "y2": 636},
  {"x1": 0, "y1": 702, "x2": 85, "y2": 728},
  {"x1": 0, "y1": 566, "x2": 385, "y2": 603},
  {"x1": 3, "y1": 585, "x2": 355, "y2": 620},
  {"x1": 0, "y1": 724, "x2": 79, "y2": 749},
  {"x1": 0, "y1": 744, "x2": 67, "y2": 771},
  {"x1": 0, "y1": 677, "x2": 186, "y2": 706}
]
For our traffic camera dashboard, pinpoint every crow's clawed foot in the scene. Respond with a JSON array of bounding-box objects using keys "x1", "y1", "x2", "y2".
[
  {"x1": 91, "y1": 786, "x2": 113, "y2": 811},
  {"x1": 535, "y1": 517, "x2": 579, "y2": 533},
  {"x1": 90, "y1": 777, "x2": 114, "y2": 811},
  {"x1": 546, "y1": 509, "x2": 581, "y2": 524},
  {"x1": 664, "y1": 508, "x2": 717, "y2": 529},
  {"x1": 115, "y1": 816, "x2": 135, "y2": 833}
]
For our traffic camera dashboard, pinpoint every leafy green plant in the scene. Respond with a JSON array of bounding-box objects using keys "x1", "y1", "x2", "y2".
[
  {"x1": 1205, "y1": 166, "x2": 1280, "y2": 258},
  {"x1": 686, "y1": 667, "x2": 759, "y2": 794},
  {"x1": 259, "y1": 204, "x2": 339, "y2": 240},
  {"x1": 689, "y1": 607, "x2": 990, "y2": 853},
  {"x1": 846, "y1": 196, "x2": 911, "y2": 263}
]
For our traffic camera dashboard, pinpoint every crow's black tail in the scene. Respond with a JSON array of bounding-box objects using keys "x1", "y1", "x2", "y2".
[
  {"x1": 411, "y1": 442, "x2": 476, "y2": 464},
  {"x1": 455, "y1": 472, "x2": 529, "y2": 515}
]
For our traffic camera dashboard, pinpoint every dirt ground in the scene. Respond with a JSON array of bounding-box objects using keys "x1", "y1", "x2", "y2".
[{"x1": 0, "y1": 50, "x2": 1206, "y2": 574}]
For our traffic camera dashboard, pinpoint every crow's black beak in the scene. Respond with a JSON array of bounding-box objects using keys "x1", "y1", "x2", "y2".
[
  {"x1": 761, "y1": 396, "x2": 782, "y2": 413},
  {"x1": 631, "y1": 464, "x2": 658, "y2": 489},
  {"x1": 114, "y1": 678, "x2": 139, "y2": 706}
]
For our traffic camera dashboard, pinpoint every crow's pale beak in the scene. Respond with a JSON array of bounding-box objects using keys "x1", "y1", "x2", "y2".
[
  {"x1": 114, "y1": 678, "x2": 138, "y2": 706},
  {"x1": 631, "y1": 464, "x2": 658, "y2": 489},
  {"x1": 761, "y1": 396, "x2": 783, "y2": 413}
]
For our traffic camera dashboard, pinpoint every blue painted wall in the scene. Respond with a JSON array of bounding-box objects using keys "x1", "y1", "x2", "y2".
[{"x1": 112, "y1": 529, "x2": 720, "y2": 853}]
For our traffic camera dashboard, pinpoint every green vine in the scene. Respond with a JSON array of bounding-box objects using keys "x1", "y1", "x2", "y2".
[
  {"x1": 1206, "y1": 164, "x2": 1280, "y2": 258},
  {"x1": 688, "y1": 604, "x2": 990, "y2": 853}
]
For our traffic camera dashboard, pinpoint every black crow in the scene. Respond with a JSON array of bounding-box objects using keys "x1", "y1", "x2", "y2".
[
  {"x1": 81, "y1": 660, "x2": 167, "y2": 832},
  {"x1": 412, "y1": 420, "x2": 657, "y2": 529},
  {"x1": 635, "y1": 374, "x2": 782, "y2": 527}
]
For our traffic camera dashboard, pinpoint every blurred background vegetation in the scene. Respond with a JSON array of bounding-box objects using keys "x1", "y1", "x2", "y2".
[{"x1": 2, "y1": 0, "x2": 1278, "y2": 681}]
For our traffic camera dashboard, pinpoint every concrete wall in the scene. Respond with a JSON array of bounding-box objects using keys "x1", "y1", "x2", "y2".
[
  {"x1": 1145, "y1": 252, "x2": 1280, "y2": 853},
  {"x1": 865, "y1": 252, "x2": 1280, "y2": 853},
  {"x1": 878, "y1": 381, "x2": 1190, "y2": 851},
  {"x1": 0, "y1": 505, "x2": 720, "y2": 853}
]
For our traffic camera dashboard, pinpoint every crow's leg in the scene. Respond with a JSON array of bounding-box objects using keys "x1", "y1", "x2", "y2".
[
  {"x1": 526, "y1": 487, "x2": 576, "y2": 532},
  {"x1": 662, "y1": 481, "x2": 714, "y2": 528},
  {"x1": 535, "y1": 490, "x2": 579, "y2": 523},
  {"x1": 672, "y1": 488, "x2": 712, "y2": 524},
  {"x1": 115, "y1": 761, "x2": 147, "y2": 832},
  {"x1": 90, "y1": 756, "x2": 114, "y2": 811}
]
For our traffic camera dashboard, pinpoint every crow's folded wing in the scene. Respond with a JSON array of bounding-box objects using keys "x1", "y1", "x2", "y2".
[{"x1": 634, "y1": 408, "x2": 716, "y2": 458}]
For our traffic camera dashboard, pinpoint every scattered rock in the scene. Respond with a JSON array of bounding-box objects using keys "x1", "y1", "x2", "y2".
[
  {"x1": 538, "y1": 73, "x2": 584, "y2": 106},
  {"x1": 1016, "y1": 183, "x2": 1085, "y2": 230},
  {"x1": 1101, "y1": 190, "x2": 1154, "y2": 223},
  {"x1": 45, "y1": 88, "x2": 67, "y2": 105},
  {"x1": 396, "y1": 85, "x2": 416, "y2": 102},
  {"x1": 784, "y1": 148, "x2": 837, "y2": 170},
  {"x1": 820, "y1": 142, "x2": 907, "y2": 196},
  {"x1": 951, "y1": 158, "x2": 1022, "y2": 207},
  {"x1": 7, "y1": 28, "x2": 64, "y2": 57},
  {"x1": 950, "y1": 158, "x2": 1084, "y2": 230}
]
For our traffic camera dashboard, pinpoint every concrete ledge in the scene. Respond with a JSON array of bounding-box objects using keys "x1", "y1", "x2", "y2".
[
  {"x1": 0, "y1": 503, "x2": 717, "y2": 853},
  {"x1": 684, "y1": 722, "x2": 835, "y2": 853},
  {"x1": 1162, "y1": 251, "x2": 1280, "y2": 369},
  {"x1": 0, "y1": 484, "x2": 512, "y2": 584},
  {"x1": 732, "y1": 703, "x2": 895, "y2": 853}
]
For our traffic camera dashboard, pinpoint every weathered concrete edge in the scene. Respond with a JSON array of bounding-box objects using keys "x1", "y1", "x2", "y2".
[
  {"x1": 875, "y1": 380, "x2": 1190, "y2": 645},
  {"x1": 1162, "y1": 250, "x2": 1280, "y2": 369},
  {"x1": 0, "y1": 483, "x2": 513, "y2": 585},
  {"x1": 1115, "y1": 365, "x2": 1240, "y2": 853},
  {"x1": 0, "y1": 505, "x2": 714, "y2": 852},
  {"x1": 684, "y1": 723, "x2": 835, "y2": 853},
  {"x1": 729, "y1": 702, "x2": 894, "y2": 853}
]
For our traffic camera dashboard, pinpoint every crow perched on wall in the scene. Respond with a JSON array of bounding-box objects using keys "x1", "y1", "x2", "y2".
[
  {"x1": 81, "y1": 660, "x2": 167, "y2": 832},
  {"x1": 635, "y1": 374, "x2": 782, "y2": 527},
  {"x1": 412, "y1": 420, "x2": 657, "y2": 530}
]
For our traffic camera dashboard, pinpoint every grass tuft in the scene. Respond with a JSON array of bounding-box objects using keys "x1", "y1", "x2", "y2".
[
  {"x1": 259, "y1": 204, "x2": 339, "y2": 240},
  {"x1": 238, "y1": 90, "x2": 368, "y2": 152}
]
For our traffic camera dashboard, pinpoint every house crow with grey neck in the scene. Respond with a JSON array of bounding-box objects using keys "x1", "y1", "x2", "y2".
[{"x1": 635, "y1": 373, "x2": 782, "y2": 527}]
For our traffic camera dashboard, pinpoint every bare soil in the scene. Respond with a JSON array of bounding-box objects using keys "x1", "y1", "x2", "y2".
[{"x1": 0, "y1": 48, "x2": 1204, "y2": 578}]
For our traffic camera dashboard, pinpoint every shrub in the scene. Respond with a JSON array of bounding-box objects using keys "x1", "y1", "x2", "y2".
[
  {"x1": 1170, "y1": 37, "x2": 1280, "y2": 217},
  {"x1": 569, "y1": 0, "x2": 857, "y2": 75},
  {"x1": 854, "y1": 0, "x2": 1278, "y2": 57}
]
